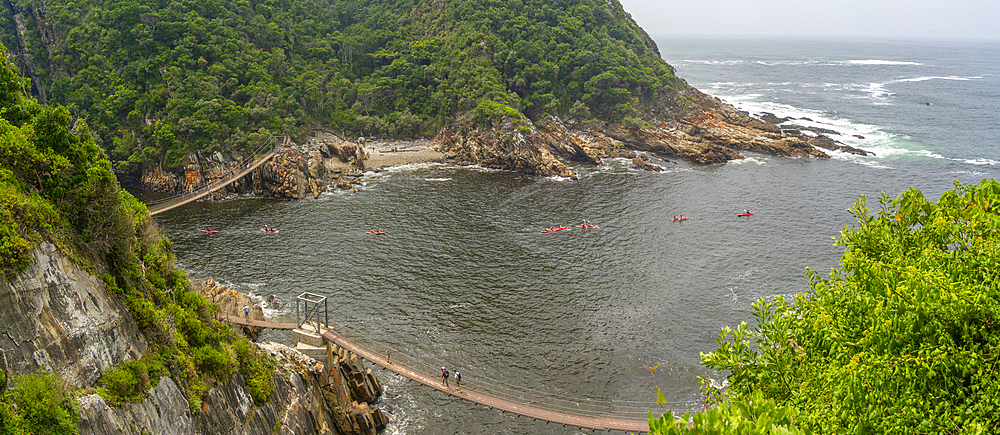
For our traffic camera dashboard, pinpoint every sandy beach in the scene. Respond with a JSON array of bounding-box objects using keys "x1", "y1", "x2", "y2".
[{"x1": 361, "y1": 139, "x2": 445, "y2": 170}]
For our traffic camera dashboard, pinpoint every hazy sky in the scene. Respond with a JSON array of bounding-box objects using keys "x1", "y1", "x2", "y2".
[{"x1": 616, "y1": 0, "x2": 1000, "y2": 40}]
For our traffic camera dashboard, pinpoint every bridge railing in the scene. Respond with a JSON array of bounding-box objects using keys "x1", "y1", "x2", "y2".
[
  {"x1": 321, "y1": 317, "x2": 697, "y2": 421},
  {"x1": 144, "y1": 136, "x2": 285, "y2": 215}
]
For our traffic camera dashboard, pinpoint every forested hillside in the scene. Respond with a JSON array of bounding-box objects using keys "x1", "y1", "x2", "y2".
[
  {"x1": 2, "y1": 0, "x2": 683, "y2": 171},
  {"x1": 0, "y1": 45, "x2": 276, "y2": 430}
]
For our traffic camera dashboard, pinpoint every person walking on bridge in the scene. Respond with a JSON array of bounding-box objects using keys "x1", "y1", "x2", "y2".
[
  {"x1": 454, "y1": 371, "x2": 462, "y2": 392},
  {"x1": 441, "y1": 367, "x2": 449, "y2": 388},
  {"x1": 244, "y1": 305, "x2": 250, "y2": 318}
]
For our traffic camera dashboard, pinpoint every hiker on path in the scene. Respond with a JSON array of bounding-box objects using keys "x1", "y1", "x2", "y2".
[
  {"x1": 441, "y1": 367, "x2": 449, "y2": 388},
  {"x1": 455, "y1": 371, "x2": 462, "y2": 392}
]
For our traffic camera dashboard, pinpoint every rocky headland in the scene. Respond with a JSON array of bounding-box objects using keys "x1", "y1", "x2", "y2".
[{"x1": 119, "y1": 86, "x2": 870, "y2": 196}]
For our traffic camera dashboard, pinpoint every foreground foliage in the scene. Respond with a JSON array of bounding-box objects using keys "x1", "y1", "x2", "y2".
[
  {"x1": 648, "y1": 392, "x2": 805, "y2": 435},
  {"x1": 0, "y1": 45, "x2": 273, "y2": 423},
  {"x1": 2, "y1": 0, "x2": 683, "y2": 170},
  {"x1": 689, "y1": 180, "x2": 1000, "y2": 434},
  {"x1": 0, "y1": 369, "x2": 79, "y2": 435}
]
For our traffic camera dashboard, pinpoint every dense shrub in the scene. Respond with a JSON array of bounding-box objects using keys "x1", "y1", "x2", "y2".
[
  {"x1": 97, "y1": 360, "x2": 149, "y2": 406},
  {"x1": 233, "y1": 340, "x2": 276, "y2": 406},
  {"x1": 0, "y1": 369, "x2": 79, "y2": 435},
  {"x1": 192, "y1": 345, "x2": 237, "y2": 380},
  {"x1": 696, "y1": 179, "x2": 1000, "y2": 434},
  {"x1": 648, "y1": 392, "x2": 805, "y2": 435}
]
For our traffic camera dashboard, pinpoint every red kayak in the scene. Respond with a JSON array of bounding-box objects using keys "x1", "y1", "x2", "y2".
[
  {"x1": 738, "y1": 212, "x2": 754, "y2": 217},
  {"x1": 541, "y1": 226, "x2": 571, "y2": 233},
  {"x1": 200, "y1": 229, "x2": 218, "y2": 234},
  {"x1": 366, "y1": 231, "x2": 385, "y2": 235},
  {"x1": 578, "y1": 224, "x2": 598, "y2": 229},
  {"x1": 671, "y1": 217, "x2": 689, "y2": 221},
  {"x1": 261, "y1": 229, "x2": 279, "y2": 233}
]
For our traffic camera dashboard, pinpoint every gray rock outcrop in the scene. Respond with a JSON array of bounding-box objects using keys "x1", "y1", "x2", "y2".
[
  {"x1": 192, "y1": 278, "x2": 264, "y2": 341},
  {"x1": 77, "y1": 354, "x2": 325, "y2": 435},
  {"x1": 0, "y1": 242, "x2": 147, "y2": 389},
  {"x1": 1, "y1": 243, "x2": 387, "y2": 435}
]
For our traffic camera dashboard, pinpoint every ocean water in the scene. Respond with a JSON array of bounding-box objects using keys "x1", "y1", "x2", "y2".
[
  {"x1": 145, "y1": 38, "x2": 1000, "y2": 434},
  {"x1": 661, "y1": 37, "x2": 1000, "y2": 179}
]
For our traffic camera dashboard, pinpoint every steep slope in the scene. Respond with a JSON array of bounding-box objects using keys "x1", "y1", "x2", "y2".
[{"x1": 0, "y1": 44, "x2": 386, "y2": 435}]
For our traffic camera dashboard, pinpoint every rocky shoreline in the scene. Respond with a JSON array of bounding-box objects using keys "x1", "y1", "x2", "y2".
[{"x1": 118, "y1": 89, "x2": 871, "y2": 198}]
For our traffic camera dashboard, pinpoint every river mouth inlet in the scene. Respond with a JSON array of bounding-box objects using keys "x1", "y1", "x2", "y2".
[
  {"x1": 142, "y1": 154, "x2": 876, "y2": 433},
  {"x1": 131, "y1": 35, "x2": 1000, "y2": 434}
]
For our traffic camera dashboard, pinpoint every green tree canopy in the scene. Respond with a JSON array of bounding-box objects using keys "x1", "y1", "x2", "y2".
[
  {"x1": 0, "y1": 43, "x2": 275, "y2": 418},
  {"x1": 3, "y1": 0, "x2": 683, "y2": 170}
]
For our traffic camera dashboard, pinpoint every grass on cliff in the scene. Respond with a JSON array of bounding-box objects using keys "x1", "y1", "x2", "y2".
[{"x1": 0, "y1": 45, "x2": 274, "y2": 415}]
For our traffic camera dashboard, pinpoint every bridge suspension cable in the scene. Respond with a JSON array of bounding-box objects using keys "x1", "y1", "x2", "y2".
[
  {"x1": 218, "y1": 313, "x2": 700, "y2": 431},
  {"x1": 321, "y1": 315, "x2": 700, "y2": 420},
  {"x1": 143, "y1": 136, "x2": 285, "y2": 216}
]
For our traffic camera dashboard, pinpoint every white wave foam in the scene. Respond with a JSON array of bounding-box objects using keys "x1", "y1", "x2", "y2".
[
  {"x1": 729, "y1": 99, "x2": 879, "y2": 138},
  {"x1": 705, "y1": 83, "x2": 759, "y2": 95},
  {"x1": 845, "y1": 59, "x2": 923, "y2": 66},
  {"x1": 424, "y1": 177, "x2": 452, "y2": 181},
  {"x1": 381, "y1": 162, "x2": 444, "y2": 173},
  {"x1": 961, "y1": 158, "x2": 1000, "y2": 166},
  {"x1": 894, "y1": 76, "x2": 981, "y2": 85},
  {"x1": 755, "y1": 60, "x2": 818, "y2": 66},
  {"x1": 854, "y1": 76, "x2": 981, "y2": 104},
  {"x1": 465, "y1": 164, "x2": 504, "y2": 173},
  {"x1": 851, "y1": 160, "x2": 893, "y2": 169},
  {"x1": 951, "y1": 170, "x2": 989, "y2": 176},
  {"x1": 683, "y1": 59, "x2": 745, "y2": 66},
  {"x1": 318, "y1": 188, "x2": 356, "y2": 198},
  {"x1": 727, "y1": 157, "x2": 765, "y2": 165},
  {"x1": 710, "y1": 88, "x2": 995, "y2": 173}
]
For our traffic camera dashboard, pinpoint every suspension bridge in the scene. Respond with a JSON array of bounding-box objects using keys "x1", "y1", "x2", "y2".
[
  {"x1": 144, "y1": 136, "x2": 285, "y2": 216},
  {"x1": 218, "y1": 294, "x2": 680, "y2": 433}
]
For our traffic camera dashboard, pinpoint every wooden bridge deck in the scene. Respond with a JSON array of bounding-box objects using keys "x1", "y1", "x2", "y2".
[
  {"x1": 147, "y1": 150, "x2": 276, "y2": 216},
  {"x1": 219, "y1": 315, "x2": 649, "y2": 433}
]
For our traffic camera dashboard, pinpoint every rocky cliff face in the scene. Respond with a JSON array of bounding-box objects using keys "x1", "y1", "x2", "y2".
[
  {"x1": 0, "y1": 243, "x2": 147, "y2": 390},
  {"x1": 1, "y1": 0, "x2": 57, "y2": 102},
  {"x1": 119, "y1": 133, "x2": 366, "y2": 200},
  {"x1": 432, "y1": 83, "x2": 846, "y2": 177},
  {"x1": 78, "y1": 342, "x2": 387, "y2": 435},
  {"x1": 1, "y1": 244, "x2": 387, "y2": 435},
  {"x1": 118, "y1": 83, "x2": 859, "y2": 192}
]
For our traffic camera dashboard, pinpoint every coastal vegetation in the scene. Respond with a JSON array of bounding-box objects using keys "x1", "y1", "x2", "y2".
[
  {"x1": 2, "y1": 0, "x2": 681, "y2": 171},
  {"x1": 0, "y1": 45, "x2": 274, "y2": 425},
  {"x1": 651, "y1": 180, "x2": 1000, "y2": 433},
  {"x1": 0, "y1": 368, "x2": 79, "y2": 435}
]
